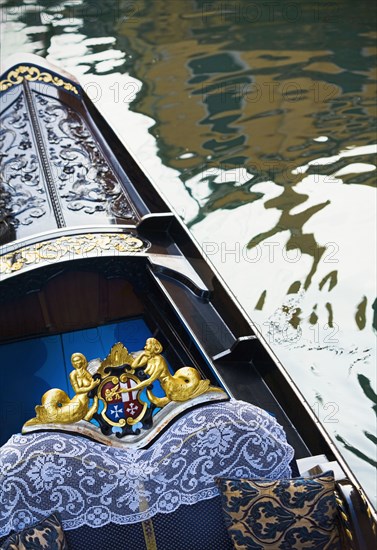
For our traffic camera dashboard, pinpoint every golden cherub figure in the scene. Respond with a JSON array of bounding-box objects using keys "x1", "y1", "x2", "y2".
[
  {"x1": 24, "y1": 352, "x2": 100, "y2": 427},
  {"x1": 127, "y1": 337, "x2": 219, "y2": 407}
]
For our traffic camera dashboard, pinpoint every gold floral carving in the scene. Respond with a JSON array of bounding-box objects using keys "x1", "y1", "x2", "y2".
[
  {"x1": 0, "y1": 233, "x2": 147, "y2": 276},
  {"x1": 0, "y1": 65, "x2": 79, "y2": 94}
]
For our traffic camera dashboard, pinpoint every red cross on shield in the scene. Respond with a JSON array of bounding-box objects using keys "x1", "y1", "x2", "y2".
[{"x1": 120, "y1": 378, "x2": 143, "y2": 420}]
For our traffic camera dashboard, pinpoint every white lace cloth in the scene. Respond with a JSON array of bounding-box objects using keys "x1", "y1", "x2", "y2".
[{"x1": 0, "y1": 400, "x2": 294, "y2": 535}]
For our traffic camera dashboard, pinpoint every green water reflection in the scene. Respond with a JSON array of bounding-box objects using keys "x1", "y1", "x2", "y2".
[{"x1": 1, "y1": 0, "x2": 376, "y2": 506}]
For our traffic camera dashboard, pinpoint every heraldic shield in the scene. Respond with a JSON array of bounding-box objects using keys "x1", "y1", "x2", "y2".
[
  {"x1": 89, "y1": 342, "x2": 154, "y2": 438},
  {"x1": 99, "y1": 374, "x2": 147, "y2": 430},
  {"x1": 23, "y1": 340, "x2": 227, "y2": 448}
]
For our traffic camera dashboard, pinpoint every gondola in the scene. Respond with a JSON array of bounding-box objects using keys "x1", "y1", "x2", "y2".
[{"x1": 0, "y1": 54, "x2": 376, "y2": 549}]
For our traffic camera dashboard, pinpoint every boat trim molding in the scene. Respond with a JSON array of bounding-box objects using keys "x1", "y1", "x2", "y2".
[
  {"x1": 0, "y1": 64, "x2": 79, "y2": 95},
  {"x1": 0, "y1": 232, "x2": 149, "y2": 278}
]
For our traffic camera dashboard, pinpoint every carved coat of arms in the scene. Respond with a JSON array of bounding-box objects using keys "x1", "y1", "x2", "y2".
[
  {"x1": 23, "y1": 339, "x2": 227, "y2": 448},
  {"x1": 100, "y1": 376, "x2": 145, "y2": 426}
]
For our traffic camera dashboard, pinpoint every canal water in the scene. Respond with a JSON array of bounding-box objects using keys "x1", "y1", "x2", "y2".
[{"x1": 1, "y1": 0, "x2": 376, "y2": 507}]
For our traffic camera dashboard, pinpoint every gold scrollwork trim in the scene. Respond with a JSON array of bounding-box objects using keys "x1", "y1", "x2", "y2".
[
  {"x1": 0, "y1": 65, "x2": 79, "y2": 94},
  {"x1": 0, "y1": 233, "x2": 148, "y2": 276}
]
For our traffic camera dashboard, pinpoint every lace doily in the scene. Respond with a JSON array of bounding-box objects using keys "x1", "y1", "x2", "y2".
[{"x1": 0, "y1": 400, "x2": 294, "y2": 535}]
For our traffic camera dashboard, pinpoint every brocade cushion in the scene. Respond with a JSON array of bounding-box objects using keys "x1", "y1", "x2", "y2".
[
  {"x1": 1, "y1": 512, "x2": 68, "y2": 550},
  {"x1": 216, "y1": 472, "x2": 341, "y2": 549}
]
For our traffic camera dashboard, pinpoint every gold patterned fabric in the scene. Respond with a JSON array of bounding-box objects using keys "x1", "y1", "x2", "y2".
[
  {"x1": 2, "y1": 513, "x2": 68, "y2": 550},
  {"x1": 216, "y1": 472, "x2": 341, "y2": 549}
]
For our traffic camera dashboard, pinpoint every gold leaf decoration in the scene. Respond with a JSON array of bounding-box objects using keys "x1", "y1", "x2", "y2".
[
  {"x1": 0, "y1": 65, "x2": 79, "y2": 94},
  {"x1": 0, "y1": 233, "x2": 148, "y2": 276}
]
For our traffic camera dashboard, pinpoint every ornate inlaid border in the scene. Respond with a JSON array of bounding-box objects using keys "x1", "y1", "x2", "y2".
[
  {"x1": 0, "y1": 233, "x2": 149, "y2": 276},
  {"x1": 0, "y1": 65, "x2": 79, "y2": 94}
]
